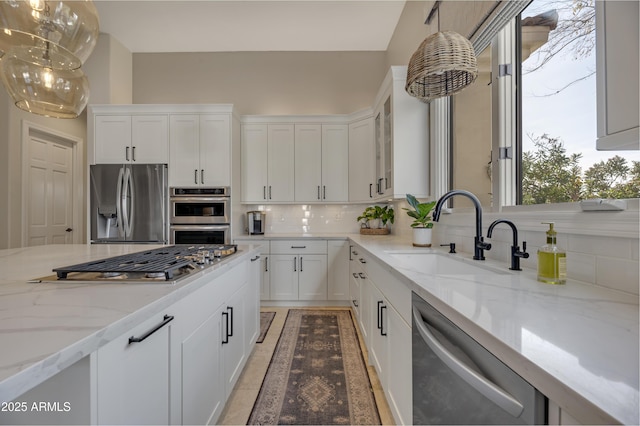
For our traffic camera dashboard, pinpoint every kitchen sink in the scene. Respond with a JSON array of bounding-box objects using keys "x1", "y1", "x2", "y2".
[{"x1": 385, "y1": 251, "x2": 508, "y2": 275}]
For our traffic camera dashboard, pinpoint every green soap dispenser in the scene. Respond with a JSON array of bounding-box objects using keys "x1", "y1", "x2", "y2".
[{"x1": 537, "y1": 222, "x2": 566, "y2": 284}]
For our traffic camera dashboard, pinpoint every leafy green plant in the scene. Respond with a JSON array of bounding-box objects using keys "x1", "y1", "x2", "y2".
[
  {"x1": 357, "y1": 205, "x2": 395, "y2": 229},
  {"x1": 403, "y1": 194, "x2": 436, "y2": 228}
]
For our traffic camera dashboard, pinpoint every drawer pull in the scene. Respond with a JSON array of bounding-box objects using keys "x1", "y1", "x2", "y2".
[
  {"x1": 291, "y1": 246, "x2": 306, "y2": 249},
  {"x1": 358, "y1": 272, "x2": 366, "y2": 279},
  {"x1": 129, "y1": 315, "x2": 174, "y2": 345},
  {"x1": 359, "y1": 258, "x2": 366, "y2": 264}
]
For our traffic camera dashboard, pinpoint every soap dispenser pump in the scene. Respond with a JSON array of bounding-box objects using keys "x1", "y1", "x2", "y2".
[{"x1": 537, "y1": 222, "x2": 566, "y2": 284}]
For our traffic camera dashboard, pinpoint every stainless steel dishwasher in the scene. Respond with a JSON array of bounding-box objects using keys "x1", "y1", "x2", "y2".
[{"x1": 412, "y1": 292, "x2": 546, "y2": 424}]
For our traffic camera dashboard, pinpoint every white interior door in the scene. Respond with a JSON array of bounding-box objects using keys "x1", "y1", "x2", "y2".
[{"x1": 26, "y1": 132, "x2": 74, "y2": 246}]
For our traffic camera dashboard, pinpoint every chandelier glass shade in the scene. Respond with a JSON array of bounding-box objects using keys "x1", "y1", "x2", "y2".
[
  {"x1": 0, "y1": 54, "x2": 89, "y2": 118},
  {"x1": 0, "y1": 0, "x2": 99, "y2": 118}
]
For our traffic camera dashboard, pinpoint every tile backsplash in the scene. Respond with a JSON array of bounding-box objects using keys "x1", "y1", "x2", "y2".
[{"x1": 240, "y1": 202, "x2": 639, "y2": 296}]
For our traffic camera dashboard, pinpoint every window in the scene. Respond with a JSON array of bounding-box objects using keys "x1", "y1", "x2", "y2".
[{"x1": 519, "y1": 0, "x2": 640, "y2": 204}]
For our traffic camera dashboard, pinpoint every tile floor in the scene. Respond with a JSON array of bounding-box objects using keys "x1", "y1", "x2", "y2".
[{"x1": 219, "y1": 306, "x2": 396, "y2": 425}]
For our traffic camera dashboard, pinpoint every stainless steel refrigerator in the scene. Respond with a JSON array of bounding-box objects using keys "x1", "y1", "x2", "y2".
[{"x1": 90, "y1": 164, "x2": 168, "y2": 243}]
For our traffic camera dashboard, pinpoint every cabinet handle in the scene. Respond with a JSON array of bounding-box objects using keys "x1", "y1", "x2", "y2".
[
  {"x1": 194, "y1": 170, "x2": 198, "y2": 184},
  {"x1": 293, "y1": 256, "x2": 297, "y2": 272},
  {"x1": 300, "y1": 256, "x2": 303, "y2": 272},
  {"x1": 380, "y1": 305, "x2": 387, "y2": 336},
  {"x1": 222, "y1": 311, "x2": 229, "y2": 344},
  {"x1": 377, "y1": 178, "x2": 384, "y2": 194},
  {"x1": 125, "y1": 146, "x2": 130, "y2": 162},
  {"x1": 128, "y1": 315, "x2": 174, "y2": 345},
  {"x1": 263, "y1": 186, "x2": 266, "y2": 200},
  {"x1": 359, "y1": 258, "x2": 366, "y2": 264},
  {"x1": 349, "y1": 245, "x2": 353, "y2": 261},
  {"x1": 251, "y1": 255, "x2": 260, "y2": 262},
  {"x1": 352, "y1": 299, "x2": 359, "y2": 308},
  {"x1": 369, "y1": 183, "x2": 373, "y2": 198},
  {"x1": 132, "y1": 146, "x2": 136, "y2": 162},
  {"x1": 358, "y1": 272, "x2": 366, "y2": 279},
  {"x1": 323, "y1": 185, "x2": 326, "y2": 200},
  {"x1": 227, "y1": 306, "x2": 234, "y2": 337},
  {"x1": 317, "y1": 185, "x2": 321, "y2": 200},
  {"x1": 352, "y1": 272, "x2": 358, "y2": 278},
  {"x1": 201, "y1": 169, "x2": 204, "y2": 184},
  {"x1": 377, "y1": 301, "x2": 383, "y2": 330},
  {"x1": 269, "y1": 186, "x2": 272, "y2": 199},
  {"x1": 291, "y1": 245, "x2": 306, "y2": 249},
  {"x1": 265, "y1": 256, "x2": 269, "y2": 272}
]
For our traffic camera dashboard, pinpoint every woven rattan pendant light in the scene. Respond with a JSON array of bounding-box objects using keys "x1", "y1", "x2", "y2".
[{"x1": 406, "y1": 2, "x2": 478, "y2": 102}]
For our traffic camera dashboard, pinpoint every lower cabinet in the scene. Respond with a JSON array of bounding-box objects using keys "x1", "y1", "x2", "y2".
[
  {"x1": 95, "y1": 310, "x2": 180, "y2": 425},
  {"x1": 353, "y1": 245, "x2": 412, "y2": 425},
  {"x1": 328, "y1": 240, "x2": 350, "y2": 300},
  {"x1": 269, "y1": 240, "x2": 328, "y2": 300},
  {"x1": 95, "y1": 255, "x2": 259, "y2": 426}
]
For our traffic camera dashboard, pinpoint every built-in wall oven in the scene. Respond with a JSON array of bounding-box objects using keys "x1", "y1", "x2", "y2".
[{"x1": 169, "y1": 187, "x2": 231, "y2": 244}]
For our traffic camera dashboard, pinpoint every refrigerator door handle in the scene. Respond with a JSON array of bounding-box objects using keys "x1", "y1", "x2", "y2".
[
  {"x1": 122, "y1": 167, "x2": 134, "y2": 238},
  {"x1": 115, "y1": 167, "x2": 125, "y2": 237}
]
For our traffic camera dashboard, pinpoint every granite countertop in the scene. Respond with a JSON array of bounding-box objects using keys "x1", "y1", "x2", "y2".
[
  {"x1": 348, "y1": 234, "x2": 639, "y2": 425},
  {"x1": 0, "y1": 243, "x2": 260, "y2": 404}
]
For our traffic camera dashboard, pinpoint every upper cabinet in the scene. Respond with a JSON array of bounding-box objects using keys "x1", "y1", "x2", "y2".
[
  {"x1": 90, "y1": 110, "x2": 169, "y2": 164},
  {"x1": 349, "y1": 117, "x2": 375, "y2": 202},
  {"x1": 241, "y1": 123, "x2": 295, "y2": 203},
  {"x1": 596, "y1": 0, "x2": 639, "y2": 150},
  {"x1": 294, "y1": 124, "x2": 349, "y2": 202},
  {"x1": 169, "y1": 114, "x2": 231, "y2": 187},
  {"x1": 372, "y1": 66, "x2": 430, "y2": 200}
]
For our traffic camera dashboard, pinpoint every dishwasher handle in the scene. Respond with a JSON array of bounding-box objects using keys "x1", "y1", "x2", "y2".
[{"x1": 412, "y1": 306, "x2": 524, "y2": 418}]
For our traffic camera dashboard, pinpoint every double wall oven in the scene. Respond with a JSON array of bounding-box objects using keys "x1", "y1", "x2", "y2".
[{"x1": 170, "y1": 187, "x2": 231, "y2": 245}]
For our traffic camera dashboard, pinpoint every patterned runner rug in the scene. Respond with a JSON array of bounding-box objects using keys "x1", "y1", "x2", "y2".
[
  {"x1": 257, "y1": 311, "x2": 276, "y2": 343},
  {"x1": 247, "y1": 309, "x2": 380, "y2": 425}
]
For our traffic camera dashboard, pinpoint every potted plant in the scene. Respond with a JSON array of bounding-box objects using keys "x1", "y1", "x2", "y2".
[
  {"x1": 403, "y1": 194, "x2": 436, "y2": 246},
  {"x1": 357, "y1": 205, "x2": 394, "y2": 235}
]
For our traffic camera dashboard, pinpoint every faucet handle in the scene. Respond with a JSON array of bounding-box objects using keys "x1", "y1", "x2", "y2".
[
  {"x1": 522, "y1": 241, "x2": 527, "y2": 252},
  {"x1": 440, "y1": 243, "x2": 456, "y2": 253}
]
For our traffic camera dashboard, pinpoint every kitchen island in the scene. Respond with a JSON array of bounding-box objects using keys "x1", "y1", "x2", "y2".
[{"x1": 0, "y1": 243, "x2": 260, "y2": 424}]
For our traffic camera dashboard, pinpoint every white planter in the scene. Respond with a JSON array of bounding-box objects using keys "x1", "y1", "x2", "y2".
[{"x1": 412, "y1": 227, "x2": 432, "y2": 247}]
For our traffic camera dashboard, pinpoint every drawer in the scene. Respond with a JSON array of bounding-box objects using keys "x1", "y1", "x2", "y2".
[{"x1": 270, "y1": 239, "x2": 327, "y2": 254}]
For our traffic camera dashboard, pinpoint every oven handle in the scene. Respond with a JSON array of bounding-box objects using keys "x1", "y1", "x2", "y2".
[
  {"x1": 170, "y1": 225, "x2": 230, "y2": 231},
  {"x1": 411, "y1": 306, "x2": 524, "y2": 417},
  {"x1": 169, "y1": 196, "x2": 230, "y2": 203}
]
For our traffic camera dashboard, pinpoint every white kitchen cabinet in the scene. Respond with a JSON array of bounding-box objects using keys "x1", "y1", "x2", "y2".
[
  {"x1": 169, "y1": 114, "x2": 231, "y2": 187},
  {"x1": 93, "y1": 114, "x2": 169, "y2": 164},
  {"x1": 95, "y1": 310, "x2": 179, "y2": 425},
  {"x1": 241, "y1": 124, "x2": 295, "y2": 202},
  {"x1": 222, "y1": 283, "x2": 247, "y2": 398},
  {"x1": 294, "y1": 124, "x2": 349, "y2": 202},
  {"x1": 269, "y1": 240, "x2": 328, "y2": 300},
  {"x1": 384, "y1": 299, "x2": 412, "y2": 425},
  {"x1": 328, "y1": 239, "x2": 349, "y2": 300},
  {"x1": 349, "y1": 117, "x2": 375, "y2": 202},
  {"x1": 372, "y1": 66, "x2": 430, "y2": 199},
  {"x1": 596, "y1": 0, "x2": 639, "y2": 150},
  {"x1": 247, "y1": 254, "x2": 261, "y2": 346}
]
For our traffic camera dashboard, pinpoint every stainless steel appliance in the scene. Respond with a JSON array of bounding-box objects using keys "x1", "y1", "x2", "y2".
[
  {"x1": 170, "y1": 187, "x2": 230, "y2": 224},
  {"x1": 90, "y1": 164, "x2": 168, "y2": 243},
  {"x1": 39, "y1": 245, "x2": 238, "y2": 284},
  {"x1": 247, "y1": 211, "x2": 266, "y2": 235},
  {"x1": 169, "y1": 187, "x2": 231, "y2": 244},
  {"x1": 412, "y1": 292, "x2": 546, "y2": 424}
]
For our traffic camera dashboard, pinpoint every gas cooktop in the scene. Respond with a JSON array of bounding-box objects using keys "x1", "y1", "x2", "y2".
[{"x1": 35, "y1": 245, "x2": 237, "y2": 284}]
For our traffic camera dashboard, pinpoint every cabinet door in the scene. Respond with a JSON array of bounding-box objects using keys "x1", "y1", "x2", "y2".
[
  {"x1": 368, "y1": 284, "x2": 388, "y2": 388},
  {"x1": 261, "y1": 255, "x2": 271, "y2": 300},
  {"x1": 270, "y1": 254, "x2": 299, "y2": 300},
  {"x1": 94, "y1": 115, "x2": 131, "y2": 164},
  {"x1": 386, "y1": 305, "x2": 412, "y2": 425},
  {"x1": 349, "y1": 118, "x2": 375, "y2": 202},
  {"x1": 374, "y1": 106, "x2": 384, "y2": 196},
  {"x1": 294, "y1": 124, "x2": 322, "y2": 202},
  {"x1": 241, "y1": 124, "x2": 269, "y2": 202},
  {"x1": 267, "y1": 124, "x2": 295, "y2": 202},
  {"x1": 328, "y1": 240, "x2": 349, "y2": 300},
  {"x1": 200, "y1": 114, "x2": 231, "y2": 186},
  {"x1": 169, "y1": 115, "x2": 200, "y2": 186},
  {"x1": 222, "y1": 285, "x2": 247, "y2": 398},
  {"x1": 131, "y1": 115, "x2": 169, "y2": 164},
  {"x1": 182, "y1": 307, "x2": 225, "y2": 426},
  {"x1": 382, "y1": 97, "x2": 393, "y2": 196},
  {"x1": 298, "y1": 254, "x2": 327, "y2": 300},
  {"x1": 96, "y1": 312, "x2": 175, "y2": 425},
  {"x1": 247, "y1": 255, "x2": 261, "y2": 348},
  {"x1": 321, "y1": 124, "x2": 349, "y2": 202},
  {"x1": 358, "y1": 269, "x2": 371, "y2": 348}
]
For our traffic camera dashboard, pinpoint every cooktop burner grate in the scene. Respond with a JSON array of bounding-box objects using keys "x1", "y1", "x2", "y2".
[{"x1": 53, "y1": 245, "x2": 236, "y2": 280}]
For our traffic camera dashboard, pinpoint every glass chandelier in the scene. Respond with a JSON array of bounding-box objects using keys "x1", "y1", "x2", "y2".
[{"x1": 0, "y1": 0, "x2": 99, "y2": 118}]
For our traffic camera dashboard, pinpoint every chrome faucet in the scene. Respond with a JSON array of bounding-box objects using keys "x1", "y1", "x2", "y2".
[
  {"x1": 487, "y1": 219, "x2": 529, "y2": 271},
  {"x1": 432, "y1": 190, "x2": 491, "y2": 260}
]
